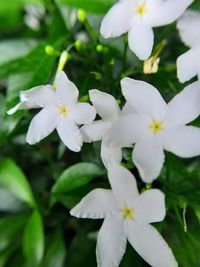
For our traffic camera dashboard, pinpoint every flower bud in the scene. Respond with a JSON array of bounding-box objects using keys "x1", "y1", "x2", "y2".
[{"x1": 77, "y1": 9, "x2": 87, "y2": 23}]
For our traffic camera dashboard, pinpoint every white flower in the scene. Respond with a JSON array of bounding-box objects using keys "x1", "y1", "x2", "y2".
[
  {"x1": 177, "y1": 10, "x2": 200, "y2": 83},
  {"x1": 105, "y1": 78, "x2": 200, "y2": 182},
  {"x1": 7, "y1": 71, "x2": 96, "y2": 152},
  {"x1": 71, "y1": 165, "x2": 178, "y2": 267},
  {"x1": 81, "y1": 89, "x2": 135, "y2": 167},
  {"x1": 100, "y1": 0, "x2": 194, "y2": 60}
]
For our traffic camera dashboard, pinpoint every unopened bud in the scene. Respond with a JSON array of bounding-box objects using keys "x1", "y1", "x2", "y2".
[
  {"x1": 57, "y1": 51, "x2": 69, "y2": 72},
  {"x1": 45, "y1": 45, "x2": 56, "y2": 56},
  {"x1": 75, "y1": 40, "x2": 82, "y2": 51},
  {"x1": 96, "y1": 44, "x2": 104, "y2": 53},
  {"x1": 91, "y1": 71, "x2": 102, "y2": 80},
  {"x1": 77, "y1": 9, "x2": 87, "y2": 23}
]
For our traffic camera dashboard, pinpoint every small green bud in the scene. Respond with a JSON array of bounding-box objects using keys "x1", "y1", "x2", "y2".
[
  {"x1": 75, "y1": 40, "x2": 82, "y2": 51},
  {"x1": 91, "y1": 71, "x2": 102, "y2": 80},
  {"x1": 146, "y1": 183, "x2": 152, "y2": 190},
  {"x1": 103, "y1": 47, "x2": 109, "y2": 53},
  {"x1": 96, "y1": 44, "x2": 104, "y2": 53},
  {"x1": 77, "y1": 9, "x2": 87, "y2": 23},
  {"x1": 179, "y1": 198, "x2": 187, "y2": 209},
  {"x1": 109, "y1": 58, "x2": 115, "y2": 65},
  {"x1": 117, "y1": 99, "x2": 121, "y2": 105},
  {"x1": 45, "y1": 45, "x2": 56, "y2": 56}
]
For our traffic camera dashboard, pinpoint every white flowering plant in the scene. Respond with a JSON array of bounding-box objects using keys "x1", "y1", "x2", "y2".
[{"x1": 0, "y1": 0, "x2": 200, "y2": 267}]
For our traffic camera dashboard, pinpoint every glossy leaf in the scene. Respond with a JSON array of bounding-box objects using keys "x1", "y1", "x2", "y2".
[
  {"x1": 23, "y1": 210, "x2": 45, "y2": 266},
  {"x1": 0, "y1": 215, "x2": 27, "y2": 251},
  {"x1": 52, "y1": 162, "x2": 105, "y2": 194},
  {"x1": 0, "y1": 158, "x2": 36, "y2": 207},
  {"x1": 58, "y1": 0, "x2": 115, "y2": 14},
  {"x1": 42, "y1": 228, "x2": 66, "y2": 267}
]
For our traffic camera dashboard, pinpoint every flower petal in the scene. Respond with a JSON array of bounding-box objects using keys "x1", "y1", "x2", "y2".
[
  {"x1": 55, "y1": 71, "x2": 79, "y2": 106},
  {"x1": 128, "y1": 20, "x2": 154, "y2": 60},
  {"x1": 21, "y1": 85, "x2": 57, "y2": 107},
  {"x1": 163, "y1": 126, "x2": 200, "y2": 158},
  {"x1": 132, "y1": 136, "x2": 165, "y2": 183},
  {"x1": 164, "y1": 81, "x2": 200, "y2": 128},
  {"x1": 105, "y1": 113, "x2": 148, "y2": 147},
  {"x1": 70, "y1": 189, "x2": 117, "y2": 219},
  {"x1": 101, "y1": 140, "x2": 122, "y2": 168},
  {"x1": 57, "y1": 117, "x2": 82, "y2": 152},
  {"x1": 7, "y1": 100, "x2": 39, "y2": 115},
  {"x1": 96, "y1": 214, "x2": 127, "y2": 267},
  {"x1": 148, "y1": 0, "x2": 193, "y2": 27},
  {"x1": 121, "y1": 102, "x2": 136, "y2": 116},
  {"x1": 135, "y1": 189, "x2": 166, "y2": 223},
  {"x1": 80, "y1": 120, "x2": 111, "y2": 143},
  {"x1": 121, "y1": 78, "x2": 167, "y2": 120},
  {"x1": 177, "y1": 10, "x2": 200, "y2": 48},
  {"x1": 70, "y1": 103, "x2": 96, "y2": 125},
  {"x1": 89, "y1": 89, "x2": 120, "y2": 122},
  {"x1": 177, "y1": 48, "x2": 200, "y2": 83},
  {"x1": 126, "y1": 221, "x2": 178, "y2": 267},
  {"x1": 26, "y1": 107, "x2": 57, "y2": 145},
  {"x1": 100, "y1": 0, "x2": 132, "y2": 38},
  {"x1": 108, "y1": 165, "x2": 139, "y2": 206}
]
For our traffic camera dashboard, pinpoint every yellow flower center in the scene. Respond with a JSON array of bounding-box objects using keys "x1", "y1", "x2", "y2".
[
  {"x1": 136, "y1": 4, "x2": 147, "y2": 16},
  {"x1": 149, "y1": 120, "x2": 163, "y2": 134},
  {"x1": 58, "y1": 105, "x2": 69, "y2": 116},
  {"x1": 122, "y1": 207, "x2": 134, "y2": 219}
]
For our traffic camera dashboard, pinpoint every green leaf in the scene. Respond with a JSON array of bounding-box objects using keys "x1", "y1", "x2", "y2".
[
  {"x1": 42, "y1": 228, "x2": 66, "y2": 267},
  {"x1": 0, "y1": 187, "x2": 25, "y2": 212},
  {"x1": 0, "y1": 0, "x2": 42, "y2": 29},
  {"x1": 0, "y1": 42, "x2": 58, "y2": 83},
  {"x1": 0, "y1": 215, "x2": 27, "y2": 251},
  {"x1": 58, "y1": 0, "x2": 116, "y2": 14},
  {"x1": 52, "y1": 162, "x2": 105, "y2": 194},
  {"x1": 66, "y1": 233, "x2": 96, "y2": 267},
  {"x1": 0, "y1": 158, "x2": 36, "y2": 207},
  {"x1": 0, "y1": 39, "x2": 37, "y2": 67},
  {"x1": 0, "y1": 246, "x2": 17, "y2": 267},
  {"x1": 23, "y1": 210, "x2": 45, "y2": 266}
]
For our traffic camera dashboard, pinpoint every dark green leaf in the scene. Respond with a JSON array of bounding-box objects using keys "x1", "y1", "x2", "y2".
[
  {"x1": 58, "y1": 0, "x2": 115, "y2": 14},
  {"x1": 42, "y1": 228, "x2": 66, "y2": 267},
  {"x1": 0, "y1": 158, "x2": 36, "y2": 207},
  {"x1": 0, "y1": 246, "x2": 16, "y2": 267},
  {"x1": 0, "y1": 215, "x2": 27, "y2": 251},
  {"x1": 52, "y1": 162, "x2": 105, "y2": 194},
  {"x1": 23, "y1": 210, "x2": 45, "y2": 266},
  {"x1": 0, "y1": 39, "x2": 37, "y2": 67},
  {"x1": 0, "y1": 187, "x2": 25, "y2": 212}
]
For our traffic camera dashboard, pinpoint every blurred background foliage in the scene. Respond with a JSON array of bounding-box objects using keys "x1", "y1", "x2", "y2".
[{"x1": 0, "y1": 0, "x2": 200, "y2": 266}]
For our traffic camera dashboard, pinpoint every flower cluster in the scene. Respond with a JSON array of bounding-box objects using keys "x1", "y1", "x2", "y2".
[{"x1": 8, "y1": 1, "x2": 200, "y2": 266}]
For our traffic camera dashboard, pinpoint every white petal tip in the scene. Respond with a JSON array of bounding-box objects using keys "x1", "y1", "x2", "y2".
[
  {"x1": 7, "y1": 109, "x2": 15, "y2": 115},
  {"x1": 89, "y1": 89, "x2": 100, "y2": 100},
  {"x1": 100, "y1": 24, "x2": 113, "y2": 39},
  {"x1": 7, "y1": 103, "x2": 21, "y2": 115},
  {"x1": 70, "y1": 209, "x2": 77, "y2": 217},
  {"x1": 141, "y1": 176, "x2": 155, "y2": 184},
  {"x1": 69, "y1": 146, "x2": 81, "y2": 153},
  {"x1": 26, "y1": 135, "x2": 40, "y2": 145},
  {"x1": 26, "y1": 139, "x2": 36, "y2": 145}
]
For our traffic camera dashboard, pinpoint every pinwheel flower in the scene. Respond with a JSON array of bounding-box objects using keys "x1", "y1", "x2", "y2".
[
  {"x1": 177, "y1": 10, "x2": 200, "y2": 83},
  {"x1": 71, "y1": 165, "x2": 178, "y2": 267},
  {"x1": 8, "y1": 71, "x2": 96, "y2": 152},
  {"x1": 100, "y1": 0, "x2": 193, "y2": 60},
  {"x1": 105, "y1": 78, "x2": 200, "y2": 182},
  {"x1": 81, "y1": 89, "x2": 134, "y2": 167}
]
